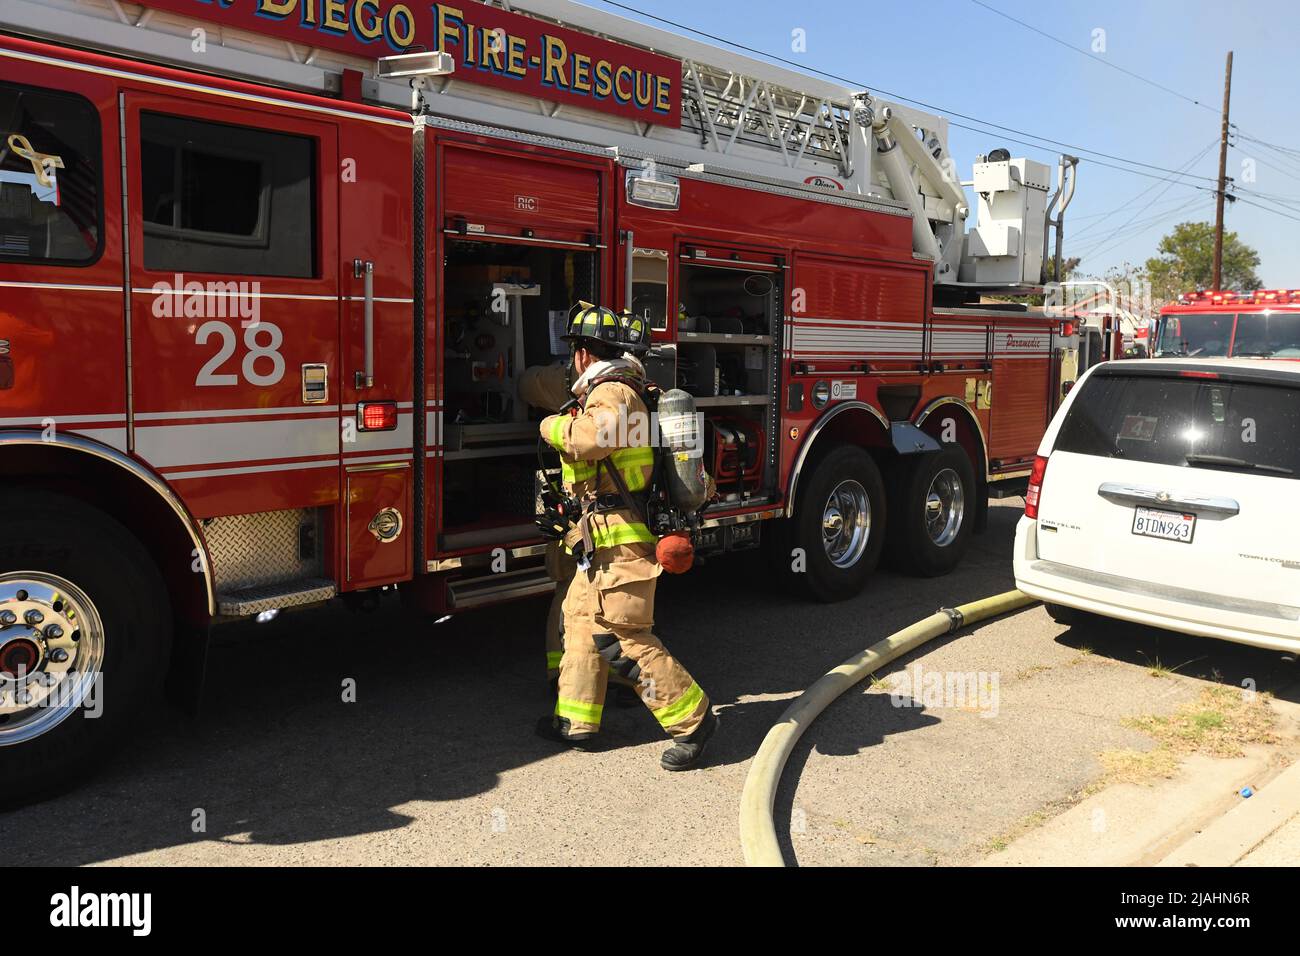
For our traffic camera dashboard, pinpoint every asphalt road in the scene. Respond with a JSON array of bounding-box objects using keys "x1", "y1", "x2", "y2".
[{"x1": 4, "y1": 500, "x2": 1298, "y2": 866}]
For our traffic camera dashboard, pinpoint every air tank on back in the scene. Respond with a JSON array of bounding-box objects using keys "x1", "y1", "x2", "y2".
[{"x1": 656, "y1": 388, "x2": 709, "y2": 513}]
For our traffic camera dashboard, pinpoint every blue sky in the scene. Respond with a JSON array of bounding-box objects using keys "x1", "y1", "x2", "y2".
[{"x1": 579, "y1": 0, "x2": 1300, "y2": 286}]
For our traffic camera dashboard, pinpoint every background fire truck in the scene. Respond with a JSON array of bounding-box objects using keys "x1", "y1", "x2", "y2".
[
  {"x1": 0, "y1": 0, "x2": 1079, "y2": 797},
  {"x1": 1154, "y1": 289, "x2": 1300, "y2": 359}
]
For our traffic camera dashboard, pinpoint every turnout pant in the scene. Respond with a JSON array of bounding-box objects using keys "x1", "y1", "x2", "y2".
[
  {"x1": 546, "y1": 540, "x2": 636, "y2": 690},
  {"x1": 555, "y1": 543, "x2": 709, "y2": 739},
  {"x1": 544, "y1": 541, "x2": 573, "y2": 681}
]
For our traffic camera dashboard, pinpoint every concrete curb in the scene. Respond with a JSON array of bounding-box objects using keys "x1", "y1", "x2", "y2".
[{"x1": 1157, "y1": 757, "x2": 1300, "y2": 867}]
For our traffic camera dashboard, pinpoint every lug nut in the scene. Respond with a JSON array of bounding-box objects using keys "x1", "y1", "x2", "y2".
[
  {"x1": 16, "y1": 690, "x2": 33, "y2": 705},
  {"x1": 0, "y1": 610, "x2": 14, "y2": 626},
  {"x1": 50, "y1": 648, "x2": 69, "y2": 664},
  {"x1": 44, "y1": 624, "x2": 64, "y2": 640},
  {"x1": 24, "y1": 609, "x2": 44, "y2": 626}
]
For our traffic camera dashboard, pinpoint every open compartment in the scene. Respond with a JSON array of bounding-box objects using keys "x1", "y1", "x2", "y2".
[
  {"x1": 438, "y1": 238, "x2": 598, "y2": 552},
  {"x1": 674, "y1": 249, "x2": 782, "y2": 505}
]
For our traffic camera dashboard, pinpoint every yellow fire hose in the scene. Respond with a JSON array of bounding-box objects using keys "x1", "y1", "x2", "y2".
[{"x1": 738, "y1": 589, "x2": 1037, "y2": 866}]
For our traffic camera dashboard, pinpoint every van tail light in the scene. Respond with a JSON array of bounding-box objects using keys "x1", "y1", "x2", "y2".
[
  {"x1": 1025, "y1": 455, "x2": 1049, "y2": 519},
  {"x1": 358, "y1": 401, "x2": 398, "y2": 431}
]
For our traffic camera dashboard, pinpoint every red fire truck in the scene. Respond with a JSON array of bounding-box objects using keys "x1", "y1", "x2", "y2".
[
  {"x1": 1154, "y1": 289, "x2": 1300, "y2": 359},
  {"x1": 0, "y1": 0, "x2": 1079, "y2": 796}
]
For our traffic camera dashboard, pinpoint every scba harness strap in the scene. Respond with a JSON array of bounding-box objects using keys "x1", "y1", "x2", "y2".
[{"x1": 568, "y1": 376, "x2": 660, "y2": 566}]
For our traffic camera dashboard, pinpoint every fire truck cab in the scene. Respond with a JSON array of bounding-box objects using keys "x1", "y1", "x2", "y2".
[
  {"x1": 1, "y1": 0, "x2": 1078, "y2": 798},
  {"x1": 1155, "y1": 289, "x2": 1300, "y2": 360}
]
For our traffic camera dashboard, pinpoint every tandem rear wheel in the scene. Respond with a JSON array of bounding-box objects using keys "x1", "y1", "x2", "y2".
[{"x1": 885, "y1": 445, "x2": 977, "y2": 577}]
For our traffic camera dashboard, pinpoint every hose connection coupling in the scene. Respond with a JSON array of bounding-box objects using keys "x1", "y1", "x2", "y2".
[{"x1": 939, "y1": 607, "x2": 965, "y2": 633}]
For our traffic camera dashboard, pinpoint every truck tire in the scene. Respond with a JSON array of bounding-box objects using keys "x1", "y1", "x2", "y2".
[
  {"x1": 782, "y1": 444, "x2": 886, "y2": 602},
  {"x1": 0, "y1": 492, "x2": 171, "y2": 805},
  {"x1": 886, "y1": 446, "x2": 976, "y2": 577}
]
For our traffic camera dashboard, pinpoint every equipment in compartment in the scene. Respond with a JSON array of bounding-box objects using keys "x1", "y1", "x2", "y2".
[
  {"x1": 442, "y1": 243, "x2": 597, "y2": 429},
  {"x1": 673, "y1": 257, "x2": 779, "y2": 501},
  {"x1": 707, "y1": 416, "x2": 764, "y2": 497},
  {"x1": 439, "y1": 241, "x2": 600, "y2": 550}
]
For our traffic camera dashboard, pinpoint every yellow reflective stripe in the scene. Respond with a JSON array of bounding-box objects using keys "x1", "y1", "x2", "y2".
[
  {"x1": 611, "y1": 446, "x2": 655, "y2": 468},
  {"x1": 561, "y1": 460, "x2": 596, "y2": 484},
  {"x1": 547, "y1": 651, "x2": 564, "y2": 670},
  {"x1": 591, "y1": 521, "x2": 656, "y2": 549},
  {"x1": 555, "y1": 696, "x2": 603, "y2": 725},
  {"x1": 622, "y1": 466, "x2": 647, "y2": 491},
  {"x1": 547, "y1": 415, "x2": 567, "y2": 451},
  {"x1": 611, "y1": 445, "x2": 654, "y2": 492},
  {"x1": 653, "y1": 682, "x2": 705, "y2": 729}
]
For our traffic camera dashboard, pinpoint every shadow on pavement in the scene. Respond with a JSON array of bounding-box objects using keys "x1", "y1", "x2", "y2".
[
  {"x1": 2, "y1": 503, "x2": 1026, "y2": 864},
  {"x1": 1052, "y1": 612, "x2": 1300, "y2": 700}
]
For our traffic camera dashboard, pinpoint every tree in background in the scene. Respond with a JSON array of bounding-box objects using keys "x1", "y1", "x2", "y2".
[
  {"x1": 1144, "y1": 221, "x2": 1263, "y2": 299},
  {"x1": 1044, "y1": 255, "x2": 1081, "y2": 284}
]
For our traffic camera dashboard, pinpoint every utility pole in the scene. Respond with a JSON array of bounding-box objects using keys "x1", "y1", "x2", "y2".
[{"x1": 1212, "y1": 51, "x2": 1234, "y2": 291}]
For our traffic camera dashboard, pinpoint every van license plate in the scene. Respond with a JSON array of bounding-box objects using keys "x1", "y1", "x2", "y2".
[{"x1": 1132, "y1": 506, "x2": 1195, "y2": 543}]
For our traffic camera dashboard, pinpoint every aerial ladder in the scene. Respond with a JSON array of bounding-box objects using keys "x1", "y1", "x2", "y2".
[{"x1": 7, "y1": 0, "x2": 1076, "y2": 294}]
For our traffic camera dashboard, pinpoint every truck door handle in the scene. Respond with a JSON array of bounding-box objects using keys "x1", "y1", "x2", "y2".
[
  {"x1": 354, "y1": 259, "x2": 374, "y2": 389},
  {"x1": 1097, "y1": 482, "x2": 1240, "y2": 516},
  {"x1": 623, "y1": 229, "x2": 634, "y2": 313}
]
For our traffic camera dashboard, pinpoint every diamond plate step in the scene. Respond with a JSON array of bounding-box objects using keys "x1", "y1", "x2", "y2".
[{"x1": 216, "y1": 578, "x2": 337, "y2": 617}]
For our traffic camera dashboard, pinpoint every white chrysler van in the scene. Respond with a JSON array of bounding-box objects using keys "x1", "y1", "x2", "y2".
[{"x1": 1014, "y1": 358, "x2": 1300, "y2": 653}]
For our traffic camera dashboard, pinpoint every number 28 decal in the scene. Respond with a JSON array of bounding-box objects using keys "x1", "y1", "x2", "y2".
[{"x1": 195, "y1": 321, "x2": 285, "y2": 387}]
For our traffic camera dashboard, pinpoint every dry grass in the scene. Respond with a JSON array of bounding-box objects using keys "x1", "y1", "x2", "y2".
[
  {"x1": 1015, "y1": 664, "x2": 1052, "y2": 681},
  {"x1": 983, "y1": 684, "x2": 1279, "y2": 856},
  {"x1": 1124, "y1": 684, "x2": 1277, "y2": 758},
  {"x1": 1095, "y1": 684, "x2": 1278, "y2": 788},
  {"x1": 982, "y1": 798, "x2": 1077, "y2": 854}
]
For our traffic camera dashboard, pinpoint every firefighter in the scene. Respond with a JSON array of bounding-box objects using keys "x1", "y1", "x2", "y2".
[
  {"x1": 518, "y1": 361, "x2": 638, "y2": 706},
  {"x1": 536, "y1": 305, "x2": 718, "y2": 771}
]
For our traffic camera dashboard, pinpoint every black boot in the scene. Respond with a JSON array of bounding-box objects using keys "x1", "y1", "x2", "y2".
[
  {"x1": 535, "y1": 714, "x2": 598, "y2": 751},
  {"x1": 660, "y1": 708, "x2": 719, "y2": 771}
]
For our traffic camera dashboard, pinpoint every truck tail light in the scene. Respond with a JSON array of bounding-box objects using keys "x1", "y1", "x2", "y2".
[
  {"x1": 1025, "y1": 455, "x2": 1049, "y2": 519},
  {"x1": 358, "y1": 401, "x2": 398, "y2": 431}
]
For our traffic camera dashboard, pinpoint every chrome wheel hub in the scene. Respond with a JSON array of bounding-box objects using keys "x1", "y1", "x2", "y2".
[
  {"x1": 821, "y1": 479, "x2": 871, "y2": 569},
  {"x1": 0, "y1": 573, "x2": 104, "y2": 746},
  {"x1": 924, "y1": 468, "x2": 966, "y2": 547}
]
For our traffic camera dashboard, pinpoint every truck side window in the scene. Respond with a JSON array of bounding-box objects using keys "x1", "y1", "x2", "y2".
[
  {"x1": 0, "y1": 81, "x2": 102, "y2": 265},
  {"x1": 140, "y1": 113, "x2": 316, "y2": 278}
]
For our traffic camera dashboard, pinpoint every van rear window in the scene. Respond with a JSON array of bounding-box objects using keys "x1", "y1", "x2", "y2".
[{"x1": 1055, "y1": 373, "x2": 1300, "y2": 478}]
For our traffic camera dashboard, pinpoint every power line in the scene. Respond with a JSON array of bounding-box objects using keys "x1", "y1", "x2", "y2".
[
  {"x1": 591, "y1": 3, "x2": 1289, "y2": 261},
  {"x1": 1236, "y1": 187, "x2": 1300, "y2": 208},
  {"x1": 968, "y1": 0, "x2": 1220, "y2": 115},
  {"x1": 1071, "y1": 140, "x2": 1217, "y2": 241},
  {"x1": 1074, "y1": 142, "x2": 1218, "y2": 260},
  {"x1": 1077, "y1": 191, "x2": 1206, "y2": 262},
  {"x1": 1231, "y1": 194, "x2": 1300, "y2": 224},
  {"x1": 589, "y1": 0, "x2": 1221, "y2": 184},
  {"x1": 1068, "y1": 191, "x2": 1209, "y2": 222},
  {"x1": 1235, "y1": 131, "x2": 1300, "y2": 158},
  {"x1": 1074, "y1": 197, "x2": 1205, "y2": 262},
  {"x1": 1240, "y1": 151, "x2": 1300, "y2": 182},
  {"x1": 1231, "y1": 139, "x2": 1300, "y2": 179}
]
